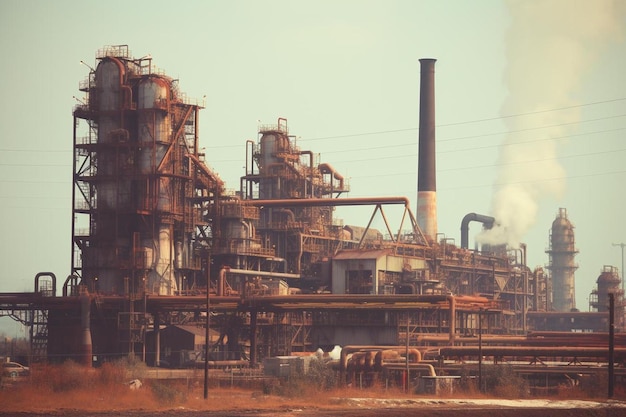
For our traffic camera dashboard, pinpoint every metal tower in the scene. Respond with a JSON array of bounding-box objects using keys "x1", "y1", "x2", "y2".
[{"x1": 546, "y1": 208, "x2": 578, "y2": 311}]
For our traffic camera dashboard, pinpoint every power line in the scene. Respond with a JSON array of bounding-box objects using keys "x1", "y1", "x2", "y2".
[
  {"x1": 329, "y1": 126, "x2": 625, "y2": 164},
  {"x1": 352, "y1": 148, "x2": 626, "y2": 178},
  {"x1": 319, "y1": 118, "x2": 626, "y2": 156},
  {"x1": 440, "y1": 169, "x2": 626, "y2": 191},
  {"x1": 300, "y1": 97, "x2": 626, "y2": 142},
  {"x1": 2, "y1": 99, "x2": 623, "y2": 154},
  {"x1": 438, "y1": 127, "x2": 626, "y2": 155},
  {"x1": 195, "y1": 99, "x2": 626, "y2": 150},
  {"x1": 345, "y1": 169, "x2": 626, "y2": 192}
]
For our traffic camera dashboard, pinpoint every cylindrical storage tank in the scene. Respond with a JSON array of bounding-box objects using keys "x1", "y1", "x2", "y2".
[
  {"x1": 223, "y1": 219, "x2": 250, "y2": 239},
  {"x1": 258, "y1": 132, "x2": 290, "y2": 199},
  {"x1": 96, "y1": 58, "x2": 124, "y2": 113},
  {"x1": 259, "y1": 131, "x2": 291, "y2": 168},
  {"x1": 596, "y1": 266, "x2": 621, "y2": 312},
  {"x1": 137, "y1": 76, "x2": 168, "y2": 109},
  {"x1": 138, "y1": 77, "x2": 171, "y2": 174},
  {"x1": 146, "y1": 225, "x2": 177, "y2": 295},
  {"x1": 137, "y1": 77, "x2": 173, "y2": 211},
  {"x1": 259, "y1": 133, "x2": 279, "y2": 172},
  {"x1": 93, "y1": 56, "x2": 131, "y2": 215},
  {"x1": 548, "y1": 208, "x2": 578, "y2": 311},
  {"x1": 175, "y1": 241, "x2": 184, "y2": 269}
]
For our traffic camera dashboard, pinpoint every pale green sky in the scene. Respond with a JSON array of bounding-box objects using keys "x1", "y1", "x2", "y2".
[{"x1": 0, "y1": 0, "x2": 625, "y2": 332}]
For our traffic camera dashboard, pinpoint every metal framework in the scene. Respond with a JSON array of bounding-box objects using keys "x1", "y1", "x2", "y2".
[{"x1": 2, "y1": 47, "x2": 624, "y2": 370}]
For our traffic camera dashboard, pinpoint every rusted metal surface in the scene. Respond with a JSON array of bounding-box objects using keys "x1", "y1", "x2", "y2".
[
  {"x1": 2, "y1": 48, "x2": 623, "y2": 367},
  {"x1": 440, "y1": 345, "x2": 626, "y2": 362}
]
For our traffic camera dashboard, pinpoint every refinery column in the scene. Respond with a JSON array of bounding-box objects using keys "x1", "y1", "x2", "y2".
[
  {"x1": 546, "y1": 208, "x2": 579, "y2": 311},
  {"x1": 417, "y1": 58, "x2": 437, "y2": 241}
]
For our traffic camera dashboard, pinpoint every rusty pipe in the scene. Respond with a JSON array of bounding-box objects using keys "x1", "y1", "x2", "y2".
[
  {"x1": 299, "y1": 150, "x2": 314, "y2": 197},
  {"x1": 218, "y1": 267, "x2": 229, "y2": 296},
  {"x1": 340, "y1": 345, "x2": 423, "y2": 384},
  {"x1": 374, "y1": 349, "x2": 421, "y2": 369},
  {"x1": 381, "y1": 363, "x2": 436, "y2": 377},
  {"x1": 243, "y1": 196, "x2": 411, "y2": 208},
  {"x1": 448, "y1": 295, "x2": 456, "y2": 346},
  {"x1": 103, "y1": 56, "x2": 132, "y2": 110},
  {"x1": 275, "y1": 208, "x2": 295, "y2": 223},
  {"x1": 460, "y1": 213, "x2": 495, "y2": 249},
  {"x1": 318, "y1": 162, "x2": 345, "y2": 191},
  {"x1": 34, "y1": 272, "x2": 56, "y2": 296},
  {"x1": 218, "y1": 267, "x2": 302, "y2": 295},
  {"x1": 440, "y1": 346, "x2": 626, "y2": 359}
]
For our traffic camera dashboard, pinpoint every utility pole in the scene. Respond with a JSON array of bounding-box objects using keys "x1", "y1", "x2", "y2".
[
  {"x1": 608, "y1": 293, "x2": 615, "y2": 399},
  {"x1": 612, "y1": 243, "x2": 625, "y2": 292},
  {"x1": 204, "y1": 258, "x2": 211, "y2": 400},
  {"x1": 478, "y1": 308, "x2": 483, "y2": 393}
]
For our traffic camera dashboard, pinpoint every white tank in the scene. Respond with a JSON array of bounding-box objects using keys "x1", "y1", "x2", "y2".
[
  {"x1": 137, "y1": 77, "x2": 172, "y2": 211},
  {"x1": 259, "y1": 133, "x2": 275, "y2": 176},
  {"x1": 146, "y1": 225, "x2": 177, "y2": 295},
  {"x1": 138, "y1": 78, "x2": 170, "y2": 174},
  {"x1": 138, "y1": 77, "x2": 168, "y2": 109}
]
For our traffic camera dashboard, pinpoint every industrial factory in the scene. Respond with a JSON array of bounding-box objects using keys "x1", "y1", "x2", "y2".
[{"x1": 1, "y1": 46, "x2": 624, "y2": 390}]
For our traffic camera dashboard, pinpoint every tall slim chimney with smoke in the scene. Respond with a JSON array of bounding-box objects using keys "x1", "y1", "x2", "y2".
[{"x1": 417, "y1": 58, "x2": 437, "y2": 241}]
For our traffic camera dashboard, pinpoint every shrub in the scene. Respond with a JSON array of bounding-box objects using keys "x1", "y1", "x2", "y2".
[
  {"x1": 112, "y1": 355, "x2": 148, "y2": 380},
  {"x1": 481, "y1": 364, "x2": 529, "y2": 398},
  {"x1": 150, "y1": 380, "x2": 188, "y2": 405}
]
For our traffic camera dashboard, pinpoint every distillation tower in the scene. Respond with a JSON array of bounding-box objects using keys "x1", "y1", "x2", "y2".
[
  {"x1": 546, "y1": 208, "x2": 578, "y2": 311},
  {"x1": 72, "y1": 45, "x2": 224, "y2": 298}
]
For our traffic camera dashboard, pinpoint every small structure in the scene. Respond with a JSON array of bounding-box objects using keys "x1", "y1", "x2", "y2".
[{"x1": 146, "y1": 325, "x2": 220, "y2": 368}]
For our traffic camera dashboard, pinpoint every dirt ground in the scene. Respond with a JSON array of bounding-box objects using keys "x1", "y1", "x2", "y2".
[
  {"x1": 2, "y1": 370, "x2": 625, "y2": 417},
  {"x1": 0, "y1": 407, "x2": 623, "y2": 417},
  {"x1": 1, "y1": 397, "x2": 625, "y2": 417}
]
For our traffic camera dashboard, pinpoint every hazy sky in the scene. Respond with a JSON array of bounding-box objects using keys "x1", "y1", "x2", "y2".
[{"x1": 1, "y1": 0, "x2": 625, "y2": 333}]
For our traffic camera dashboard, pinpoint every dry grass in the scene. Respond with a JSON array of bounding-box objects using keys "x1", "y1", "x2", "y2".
[
  {"x1": 0, "y1": 362, "x2": 623, "y2": 413},
  {"x1": 0, "y1": 361, "x2": 341, "y2": 413}
]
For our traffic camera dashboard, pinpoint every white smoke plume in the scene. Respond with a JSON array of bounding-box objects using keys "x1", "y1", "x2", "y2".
[{"x1": 479, "y1": 0, "x2": 625, "y2": 247}]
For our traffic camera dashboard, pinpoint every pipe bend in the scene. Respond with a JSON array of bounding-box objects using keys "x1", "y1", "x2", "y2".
[{"x1": 460, "y1": 212, "x2": 495, "y2": 249}]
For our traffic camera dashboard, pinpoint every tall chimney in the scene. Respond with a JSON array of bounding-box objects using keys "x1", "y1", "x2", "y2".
[{"x1": 417, "y1": 58, "x2": 437, "y2": 241}]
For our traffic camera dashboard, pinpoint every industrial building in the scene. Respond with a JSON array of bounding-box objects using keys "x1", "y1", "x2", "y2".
[{"x1": 0, "y1": 47, "x2": 624, "y2": 386}]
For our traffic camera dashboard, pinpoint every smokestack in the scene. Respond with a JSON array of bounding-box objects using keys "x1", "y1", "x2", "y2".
[{"x1": 417, "y1": 58, "x2": 437, "y2": 241}]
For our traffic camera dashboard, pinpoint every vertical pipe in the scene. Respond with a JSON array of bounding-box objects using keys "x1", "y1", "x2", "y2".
[
  {"x1": 250, "y1": 310, "x2": 258, "y2": 367},
  {"x1": 79, "y1": 287, "x2": 93, "y2": 367},
  {"x1": 417, "y1": 58, "x2": 437, "y2": 241},
  {"x1": 154, "y1": 313, "x2": 161, "y2": 367},
  {"x1": 478, "y1": 308, "x2": 483, "y2": 392},
  {"x1": 71, "y1": 116, "x2": 77, "y2": 278},
  {"x1": 608, "y1": 293, "x2": 615, "y2": 398},
  {"x1": 204, "y1": 261, "x2": 211, "y2": 400},
  {"x1": 448, "y1": 296, "x2": 456, "y2": 345},
  {"x1": 405, "y1": 311, "x2": 410, "y2": 393},
  {"x1": 523, "y1": 269, "x2": 528, "y2": 332}
]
